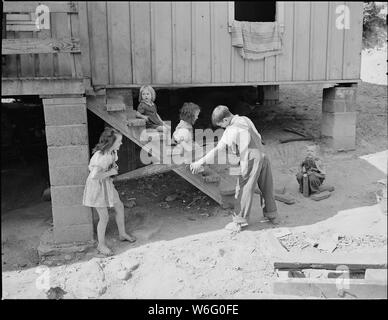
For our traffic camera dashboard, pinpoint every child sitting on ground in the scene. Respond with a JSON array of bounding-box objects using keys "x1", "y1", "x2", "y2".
[
  {"x1": 83, "y1": 127, "x2": 136, "y2": 256},
  {"x1": 136, "y1": 85, "x2": 170, "y2": 136},
  {"x1": 296, "y1": 145, "x2": 326, "y2": 195}
]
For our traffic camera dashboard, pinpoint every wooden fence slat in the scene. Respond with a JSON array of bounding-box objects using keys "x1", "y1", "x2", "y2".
[
  {"x1": 3, "y1": 2, "x2": 78, "y2": 13},
  {"x1": 172, "y1": 2, "x2": 192, "y2": 83},
  {"x1": 2, "y1": 38, "x2": 81, "y2": 54},
  {"x1": 107, "y1": 2, "x2": 132, "y2": 84}
]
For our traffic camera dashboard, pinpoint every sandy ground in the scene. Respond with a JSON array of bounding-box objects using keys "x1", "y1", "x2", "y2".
[{"x1": 2, "y1": 48, "x2": 387, "y2": 299}]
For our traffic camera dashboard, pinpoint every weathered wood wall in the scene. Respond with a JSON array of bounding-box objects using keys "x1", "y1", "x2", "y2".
[{"x1": 2, "y1": 1, "x2": 363, "y2": 87}]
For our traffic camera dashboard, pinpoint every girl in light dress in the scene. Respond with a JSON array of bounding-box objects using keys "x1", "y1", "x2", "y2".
[{"x1": 83, "y1": 127, "x2": 136, "y2": 256}]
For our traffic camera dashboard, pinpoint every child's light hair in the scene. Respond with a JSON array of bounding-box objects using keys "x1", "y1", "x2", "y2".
[
  {"x1": 139, "y1": 85, "x2": 156, "y2": 103},
  {"x1": 211, "y1": 105, "x2": 232, "y2": 126}
]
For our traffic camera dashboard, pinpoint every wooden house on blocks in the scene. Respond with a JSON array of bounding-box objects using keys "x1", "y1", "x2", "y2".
[{"x1": 1, "y1": 1, "x2": 363, "y2": 244}]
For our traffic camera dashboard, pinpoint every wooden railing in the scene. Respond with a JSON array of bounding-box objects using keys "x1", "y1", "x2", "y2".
[{"x1": 2, "y1": 1, "x2": 83, "y2": 79}]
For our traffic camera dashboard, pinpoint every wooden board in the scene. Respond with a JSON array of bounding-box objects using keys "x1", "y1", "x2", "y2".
[
  {"x1": 172, "y1": 2, "x2": 192, "y2": 84},
  {"x1": 130, "y1": 2, "x2": 152, "y2": 84},
  {"x1": 327, "y1": 1, "x2": 345, "y2": 80},
  {"x1": 2, "y1": 38, "x2": 80, "y2": 54},
  {"x1": 3, "y1": 1, "x2": 78, "y2": 13},
  {"x1": 87, "y1": 2, "x2": 109, "y2": 85},
  {"x1": 107, "y1": 1, "x2": 132, "y2": 84},
  {"x1": 310, "y1": 2, "x2": 329, "y2": 80},
  {"x1": 342, "y1": 2, "x2": 363, "y2": 79},
  {"x1": 292, "y1": 2, "x2": 311, "y2": 80},
  {"x1": 192, "y1": 2, "x2": 211, "y2": 83},
  {"x1": 274, "y1": 278, "x2": 387, "y2": 299},
  {"x1": 151, "y1": 2, "x2": 173, "y2": 84},
  {"x1": 1, "y1": 78, "x2": 84, "y2": 96},
  {"x1": 77, "y1": 2, "x2": 91, "y2": 80},
  {"x1": 277, "y1": 1, "x2": 294, "y2": 81},
  {"x1": 211, "y1": 2, "x2": 231, "y2": 83}
]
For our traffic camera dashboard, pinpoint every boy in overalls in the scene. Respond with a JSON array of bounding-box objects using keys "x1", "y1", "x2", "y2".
[{"x1": 190, "y1": 105, "x2": 280, "y2": 228}]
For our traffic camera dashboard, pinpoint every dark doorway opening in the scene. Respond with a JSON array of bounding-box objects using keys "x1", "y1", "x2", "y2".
[
  {"x1": 234, "y1": 2, "x2": 276, "y2": 22},
  {"x1": 1, "y1": 96, "x2": 49, "y2": 213}
]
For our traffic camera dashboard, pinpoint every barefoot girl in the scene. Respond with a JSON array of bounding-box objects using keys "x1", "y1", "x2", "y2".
[{"x1": 83, "y1": 127, "x2": 136, "y2": 255}]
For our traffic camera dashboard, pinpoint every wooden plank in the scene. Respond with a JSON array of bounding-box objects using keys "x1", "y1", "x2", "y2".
[
  {"x1": 130, "y1": 2, "x2": 152, "y2": 84},
  {"x1": 6, "y1": 20, "x2": 36, "y2": 25},
  {"x1": 192, "y1": 2, "x2": 211, "y2": 83},
  {"x1": 6, "y1": 14, "x2": 32, "y2": 20},
  {"x1": 342, "y1": 2, "x2": 363, "y2": 79},
  {"x1": 274, "y1": 278, "x2": 387, "y2": 299},
  {"x1": 87, "y1": 1, "x2": 109, "y2": 85},
  {"x1": 278, "y1": 1, "x2": 294, "y2": 81},
  {"x1": 1, "y1": 78, "x2": 84, "y2": 96},
  {"x1": 106, "y1": 2, "x2": 132, "y2": 84},
  {"x1": 264, "y1": 56, "x2": 276, "y2": 82},
  {"x1": 292, "y1": 2, "x2": 311, "y2": 81},
  {"x1": 51, "y1": 12, "x2": 73, "y2": 76},
  {"x1": 18, "y1": 31, "x2": 35, "y2": 77},
  {"x1": 3, "y1": 2, "x2": 78, "y2": 13},
  {"x1": 115, "y1": 163, "x2": 178, "y2": 182},
  {"x1": 212, "y1": 2, "x2": 231, "y2": 83},
  {"x1": 310, "y1": 2, "x2": 329, "y2": 80},
  {"x1": 327, "y1": 2, "x2": 345, "y2": 80},
  {"x1": 69, "y1": 9, "x2": 83, "y2": 78},
  {"x1": 2, "y1": 38, "x2": 80, "y2": 54},
  {"x1": 77, "y1": 2, "x2": 91, "y2": 80},
  {"x1": 6, "y1": 25, "x2": 37, "y2": 32},
  {"x1": 172, "y1": 2, "x2": 192, "y2": 83},
  {"x1": 151, "y1": 2, "x2": 172, "y2": 84},
  {"x1": 3, "y1": 31, "x2": 18, "y2": 77}
]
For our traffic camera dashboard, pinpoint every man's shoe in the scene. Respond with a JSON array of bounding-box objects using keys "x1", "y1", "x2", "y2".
[{"x1": 268, "y1": 216, "x2": 281, "y2": 225}]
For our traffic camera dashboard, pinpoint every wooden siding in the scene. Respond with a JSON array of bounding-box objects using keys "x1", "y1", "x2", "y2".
[{"x1": 2, "y1": 1, "x2": 363, "y2": 87}]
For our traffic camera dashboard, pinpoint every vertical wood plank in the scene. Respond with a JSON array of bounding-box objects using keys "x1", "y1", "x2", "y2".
[
  {"x1": 212, "y1": 1, "x2": 231, "y2": 83},
  {"x1": 130, "y1": 1, "x2": 152, "y2": 84},
  {"x1": 232, "y1": 43, "x2": 245, "y2": 83},
  {"x1": 151, "y1": 2, "x2": 172, "y2": 84},
  {"x1": 327, "y1": 1, "x2": 345, "y2": 80},
  {"x1": 172, "y1": 2, "x2": 191, "y2": 83},
  {"x1": 342, "y1": 2, "x2": 363, "y2": 79},
  {"x1": 278, "y1": 1, "x2": 294, "y2": 81},
  {"x1": 51, "y1": 12, "x2": 72, "y2": 76},
  {"x1": 36, "y1": 18, "x2": 54, "y2": 77},
  {"x1": 192, "y1": 1, "x2": 211, "y2": 83},
  {"x1": 264, "y1": 56, "x2": 276, "y2": 82},
  {"x1": 78, "y1": 2, "x2": 92, "y2": 80},
  {"x1": 107, "y1": 2, "x2": 132, "y2": 84},
  {"x1": 310, "y1": 2, "x2": 329, "y2": 80},
  {"x1": 70, "y1": 11, "x2": 83, "y2": 78},
  {"x1": 3, "y1": 31, "x2": 17, "y2": 77},
  {"x1": 292, "y1": 1, "x2": 311, "y2": 81},
  {"x1": 87, "y1": 1, "x2": 109, "y2": 85},
  {"x1": 18, "y1": 31, "x2": 35, "y2": 76}
]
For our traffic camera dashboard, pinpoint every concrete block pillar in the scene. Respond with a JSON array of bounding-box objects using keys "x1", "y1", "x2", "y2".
[
  {"x1": 321, "y1": 85, "x2": 358, "y2": 151},
  {"x1": 42, "y1": 96, "x2": 94, "y2": 244},
  {"x1": 262, "y1": 85, "x2": 279, "y2": 105}
]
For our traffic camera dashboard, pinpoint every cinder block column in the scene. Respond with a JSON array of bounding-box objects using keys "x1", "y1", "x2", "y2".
[
  {"x1": 262, "y1": 85, "x2": 279, "y2": 105},
  {"x1": 321, "y1": 85, "x2": 358, "y2": 151},
  {"x1": 42, "y1": 96, "x2": 94, "y2": 243}
]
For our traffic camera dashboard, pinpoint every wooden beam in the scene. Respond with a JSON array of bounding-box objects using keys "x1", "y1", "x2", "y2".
[
  {"x1": 273, "y1": 278, "x2": 387, "y2": 299},
  {"x1": 2, "y1": 38, "x2": 80, "y2": 54},
  {"x1": 1, "y1": 78, "x2": 84, "y2": 96},
  {"x1": 97, "y1": 79, "x2": 361, "y2": 89},
  {"x1": 274, "y1": 260, "x2": 387, "y2": 270},
  {"x1": 115, "y1": 164, "x2": 181, "y2": 182},
  {"x1": 3, "y1": 2, "x2": 77, "y2": 13}
]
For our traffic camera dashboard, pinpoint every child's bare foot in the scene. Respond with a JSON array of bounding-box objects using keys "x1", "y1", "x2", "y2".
[
  {"x1": 119, "y1": 233, "x2": 137, "y2": 243},
  {"x1": 97, "y1": 245, "x2": 113, "y2": 256}
]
